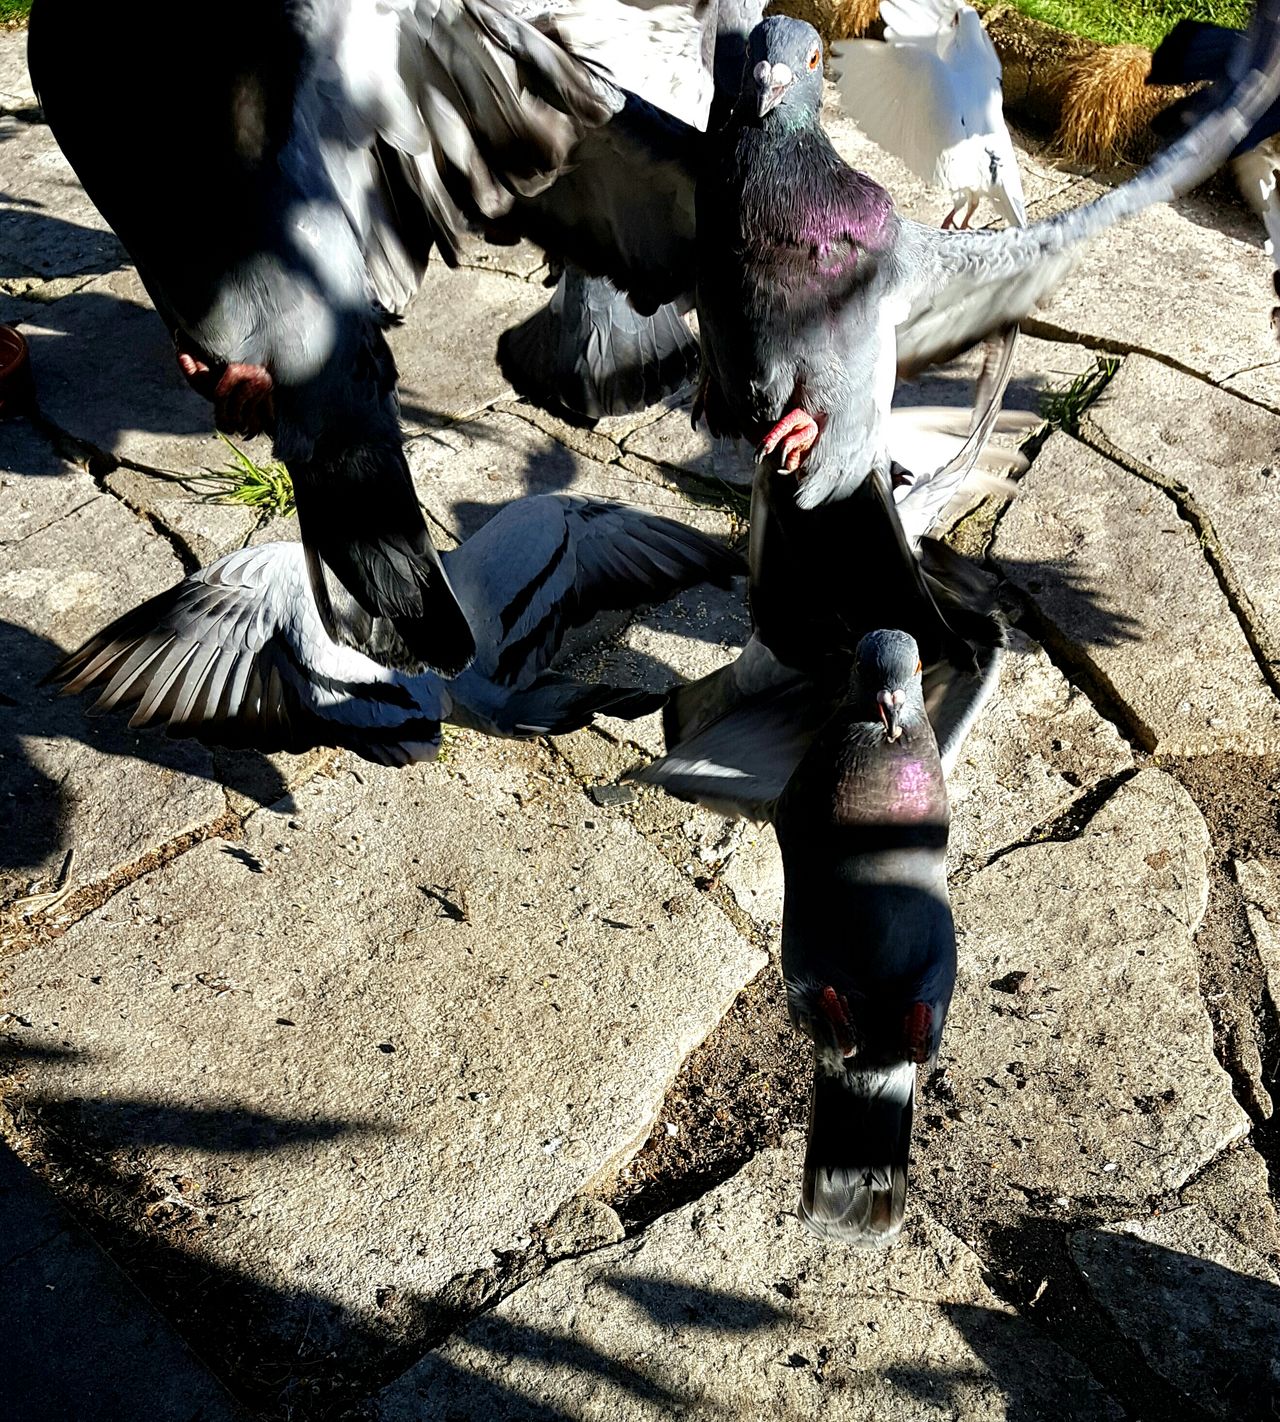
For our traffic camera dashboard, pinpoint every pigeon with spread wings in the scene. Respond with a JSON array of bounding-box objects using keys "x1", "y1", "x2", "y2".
[
  {"x1": 28, "y1": 0, "x2": 620, "y2": 676},
  {"x1": 50, "y1": 496, "x2": 742, "y2": 767}
]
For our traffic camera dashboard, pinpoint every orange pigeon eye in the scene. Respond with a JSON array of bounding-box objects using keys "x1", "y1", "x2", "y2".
[{"x1": 808, "y1": 47, "x2": 820, "y2": 71}]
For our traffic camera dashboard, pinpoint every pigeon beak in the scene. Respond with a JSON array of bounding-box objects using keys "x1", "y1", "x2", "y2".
[
  {"x1": 753, "y1": 60, "x2": 793, "y2": 118},
  {"x1": 877, "y1": 688, "x2": 906, "y2": 741}
]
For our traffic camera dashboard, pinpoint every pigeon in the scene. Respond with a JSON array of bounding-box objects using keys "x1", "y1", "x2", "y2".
[
  {"x1": 630, "y1": 408, "x2": 1021, "y2": 819},
  {"x1": 27, "y1": 0, "x2": 620, "y2": 675},
  {"x1": 1149, "y1": 17, "x2": 1280, "y2": 333},
  {"x1": 49, "y1": 495, "x2": 742, "y2": 767},
  {"x1": 775, "y1": 628, "x2": 954, "y2": 1245},
  {"x1": 500, "y1": 1, "x2": 1280, "y2": 518},
  {"x1": 830, "y1": 0, "x2": 1027, "y2": 229},
  {"x1": 497, "y1": 0, "x2": 763, "y2": 419}
]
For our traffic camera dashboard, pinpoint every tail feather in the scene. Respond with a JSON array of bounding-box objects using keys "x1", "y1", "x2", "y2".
[
  {"x1": 497, "y1": 677, "x2": 667, "y2": 737},
  {"x1": 497, "y1": 265, "x2": 698, "y2": 419},
  {"x1": 292, "y1": 437, "x2": 475, "y2": 677},
  {"x1": 800, "y1": 1060, "x2": 915, "y2": 1247}
]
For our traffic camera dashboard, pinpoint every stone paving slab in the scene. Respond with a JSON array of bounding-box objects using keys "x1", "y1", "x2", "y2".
[
  {"x1": 1070, "y1": 1208, "x2": 1280, "y2": 1420},
  {"x1": 0, "y1": 109, "x2": 124, "y2": 285},
  {"x1": 1234, "y1": 856, "x2": 1280, "y2": 1021},
  {"x1": 994, "y1": 431, "x2": 1280, "y2": 755},
  {"x1": 374, "y1": 1141, "x2": 1121, "y2": 1422},
  {"x1": 0, "y1": 430, "x2": 229, "y2": 895},
  {"x1": 0, "y1": 30, "x2": 34, "y2": 110},
  {"x1": 947, "y1": 629, "x2": 1134, "y2": 868},
  {"x1": 1083, "y1": 354, "x2": 1280, "y2": 679},
  {"x1": 934, "y1": 770, "x2": 1248, "y2": 1203},
  {"x1": 0, "y1": 1141, "x2": 250, "y2": 1422},
  {"x1": 3, "y1": 738, "x2": 764, "y2": 1353}
]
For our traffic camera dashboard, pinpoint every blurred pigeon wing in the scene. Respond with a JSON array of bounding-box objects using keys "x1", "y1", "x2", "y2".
[
  {"x1": 444, "y1": 494, "x2": 742, "y2": 688},
  {"x1": 893, "y1": 0, "x2": 1280, "y2": 372},
  {"x1": 51, "y1": 544, "x2": 446, "y2": 765},
  {"x1": 880, "y1": 0, "x2": 966, "y2": 41},
  {"x1": 830, "y1": 41, "x2": 967, "y2": 189},
  {"x1": 301, "y1": 0, "x2": 624, "y2": 312}
]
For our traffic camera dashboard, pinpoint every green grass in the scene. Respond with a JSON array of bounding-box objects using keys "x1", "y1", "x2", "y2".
[
  {"x1": 1039, "y1": 355, "x2": 1120, "y2": 434},
  {"x1": 1008, "y1": 0, "x2": 1250, "y2": 50},
  {"x1": 0, "y1": 0, "x2": 32, "y2": 25},
  {"x1": 194, "y1": 435, "x2": 296, "y2": 519}
]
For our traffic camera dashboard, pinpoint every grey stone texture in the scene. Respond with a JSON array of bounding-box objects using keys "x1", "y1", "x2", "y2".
[
  {"x1": 4, "y1": 740, "x2": 764, "y2": 1348},
  {"x1": 994, "y1": 431, "x2": 1280, "y2": 755},
  {"x1": 375, "y1": 1142, "x2": 1122, "y2": 1422}
]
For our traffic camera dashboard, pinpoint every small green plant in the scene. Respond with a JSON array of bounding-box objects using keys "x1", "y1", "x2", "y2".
[
  {"x1": 195, "y1": 435, "x2": 296, "y2": 519},
  {"x1": 1039, "y1": 355, "x2": 1120, "y2": 435}
]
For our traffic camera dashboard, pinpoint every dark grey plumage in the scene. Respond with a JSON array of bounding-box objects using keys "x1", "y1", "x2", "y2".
[
  {"x1": 775, "y1": 630, "x2": 954, "y2": 1245},
  {"x1": 28, "y1": 0, "x2": 619, "y2": 675},
  {"x1": 50, "y1": 495, "x2": 742, "y2": 767}
]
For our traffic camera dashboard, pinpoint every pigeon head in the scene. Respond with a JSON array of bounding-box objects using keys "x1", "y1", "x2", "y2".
[
  {"x1": 852, "y1": 628, "x2": 925, "y2": 743},
  {"x1": 744, "y1": 17, "x2": 824, "y2": 124}
]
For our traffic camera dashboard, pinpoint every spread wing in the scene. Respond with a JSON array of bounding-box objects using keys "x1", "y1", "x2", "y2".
[
  {"x1": 301, "y1": 0, "x2": 626, "y2": 312},
  {"x1": 49, "y1": 544, "x2": 447, "y2": 766}
]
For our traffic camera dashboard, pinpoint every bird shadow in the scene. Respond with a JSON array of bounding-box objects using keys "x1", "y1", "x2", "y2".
[{"x1": 0, "y1": 204, "x2": 128, "y2": 285}]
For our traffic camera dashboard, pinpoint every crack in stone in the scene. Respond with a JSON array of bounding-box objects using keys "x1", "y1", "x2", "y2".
[
  {"x1": 1077, "y1": 418, "x2": 1280, "y2": 705},
  {"x1": 0, "y1": 492, "x2": 101, "y2": 547}
]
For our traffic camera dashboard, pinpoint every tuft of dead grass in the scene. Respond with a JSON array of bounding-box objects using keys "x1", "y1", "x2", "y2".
[
  {"x1": 1056, "y1": 42, "x2": 1171, "y2": 164},
  {"x1": 769, "y1": 0, "x2": 881, "y2": 44}
]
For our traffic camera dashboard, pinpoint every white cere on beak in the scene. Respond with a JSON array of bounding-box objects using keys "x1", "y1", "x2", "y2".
[
  {"x1": 753, "y1": 60, "x2": 772, "y2": 84},
  {"x1": 754, "y1": 60, "x2": 794, "y2": 87},
  {"x1": 771, "y1": 62, "x2": 793, "y2": 86}
]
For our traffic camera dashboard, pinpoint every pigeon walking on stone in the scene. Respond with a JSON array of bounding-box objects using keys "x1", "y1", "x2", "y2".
[
  {"x1": 830, "y1": 0, "x2": 1027, "y2": 229},
  {"x1": 50, "y1": 495, "x2": 741, "y2": 767},
  {"x1": 776, "y1": 629, "x2": 954, "y2": 1245},
  {"x1": 1149, "y1": 17, "x2": 1280, "y2": 335},
  {"x1": 28, "y1": 0, "x2": 620, "y2": 676}
]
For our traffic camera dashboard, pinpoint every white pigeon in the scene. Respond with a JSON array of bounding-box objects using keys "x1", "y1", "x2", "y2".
[
  {"x1": 830, "y1": 0, "x2": 1027, "y2": 228},
  {"x1": 50, "y1": 495, "x2": 742, "y2": 768}
]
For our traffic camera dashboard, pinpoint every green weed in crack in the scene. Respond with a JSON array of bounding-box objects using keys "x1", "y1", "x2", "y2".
[
  {"x1": 192, "y1": 435, "x2": 296, "y2": 519},
  {"x1": 1039, "y1": 356, "x2": 1121, "y2": 438}
]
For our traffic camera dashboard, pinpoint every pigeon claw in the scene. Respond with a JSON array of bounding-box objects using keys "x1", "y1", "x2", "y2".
[
  {"x1": 758, "y1": 408, "x2": 820, "y2": 473},
  {"x1": 177, "y1": 347, "x2": 275, "y2": 439}
]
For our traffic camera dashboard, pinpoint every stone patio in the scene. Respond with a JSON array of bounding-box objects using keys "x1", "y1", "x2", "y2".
[{"x1": 2, "y1": 25, "x2": 1279, "y2": 1422}]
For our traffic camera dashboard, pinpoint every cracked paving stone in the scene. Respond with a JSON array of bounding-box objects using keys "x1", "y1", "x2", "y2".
[
  {"x1": 947, "y1": 629, "x2": 1134, "y2": 867},
  {"x1": 0, "y1": 443, "x2": 229, "y2": 895},
  {"x1": 373, "y1": 1141, "x2": 1121, "y2": 1422},
  {"x1": 994, "y1": 432, "x2": 1280, "y2": 755},
  {"x1": 407, "y1": 407, "x2": 734, "y2": 545},
  {"x1": 1180, "y1": 1146, "x2": 1280, "y2": 1264},
  {"x1": 0, "y1": 31, "x2": 35, "y2": 110},
  {"x1": 933, "y1": 770, "x2": 1249, "y2": 1202},
  {"x1": 3, "y1": 738, "x2": 765, "y2": 1358},
  {"x1": 1070, "y1": 1207, "x2": 1280, "y2": 1420},
  {"x1": 0, "y1": 109, "x2": 124, "y2": 284},
  {"x1": 1083, "y1": 355, "x2": 1280, "y2": 680}
]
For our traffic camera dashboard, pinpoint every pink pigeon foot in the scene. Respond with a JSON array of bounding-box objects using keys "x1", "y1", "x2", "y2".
[
  {"x1": 758, "y1": 408, "x2": 820, "y2": 473},
  {"x1": 177, "y1": 345, "x2": 275, "y2": 439}
]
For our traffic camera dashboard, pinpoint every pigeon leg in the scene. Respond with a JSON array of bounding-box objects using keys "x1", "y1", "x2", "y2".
[
  {"x1": 941, "y1": 206, "x2": 958, "y2": 230},
  {"x1": 759, "y1": 408, "x2": 821, "y2": 473},
  {"x1": 176, "y1": 344, "x2": 275, "y2": 438},
  {"x1": 958, "y1": 196, "x2": 979, "y2": 231}
]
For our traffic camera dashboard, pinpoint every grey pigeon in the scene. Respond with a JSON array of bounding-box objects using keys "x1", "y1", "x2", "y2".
[
  {"x1": 498, "y1": 0, "x2": 762, "y2": 419},
  {"x1": 50, "y1": 495, "x2": 741, "y2": 767},
  {"x1": 28, "y1": 0, "x2": 618, "y2": 675},
  {"x1": 776, "y1": 629, "x2": 954, "y2": 1245},
  {"x1": 500, "y1": 2, "x2": 1280, "y2": 498},
  {"x1": 631, "y1": 414, "x2": 1019, "y2": 819}
]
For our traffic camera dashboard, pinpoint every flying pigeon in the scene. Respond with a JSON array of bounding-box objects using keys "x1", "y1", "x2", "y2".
[
  {"x1": 776, "y1": 628, "x2": 955, "y2": 1245},
  {"x1": 49, "y1": 495, "x2": 742, "y2": 766},
  {"x1": 500, "y1": 2, "x2": 1280, "y2": 519},
  {"x1": 830, "y1": 0, "x2": 1027, "y2": 229},
  {"x1": 27, "y1": 0, "x2": 620, "y2": 676},
  {"x1": 629, "y1": 408, "x2": 1022, "y2": 820},
  {"x1": 1149, "y1": 17, "x2": 1280, "y2": 334}
]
